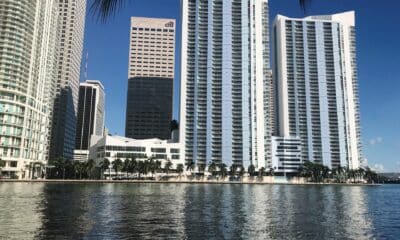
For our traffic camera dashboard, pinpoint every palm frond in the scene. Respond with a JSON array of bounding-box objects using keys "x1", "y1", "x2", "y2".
[
  {"x1": 90, "y1": 0, "x2": 126, "y2": 23},
  {"x1": 299, "y1": 0, "x2": 311, "y2": 12}
]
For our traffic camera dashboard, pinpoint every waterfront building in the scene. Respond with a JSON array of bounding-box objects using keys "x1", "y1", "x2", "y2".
[
  {"x1": 180, "y1": 0, "x2": 273, "y2": 169},
  {"x1": 49, "y1": 0, "x2": 87, "y2": 161},
  {"x1": 125, "y1": 17, "x2": 175, "y2": 140},
  {"x1": 271, "y1": 136, "x2": 302, "y2": 174},
  {"x1": 0, "y1": 0, "x2": 59, "y2": 179},
  {"x1": 89, "y1": 135, "x2": 183, "y2": 176},
  {"x1": 272, "y1": 11, "x2": 362, "y2": 169},
  {"x1": 73, "y1": 80, "x2": 105, "y2": 162}
]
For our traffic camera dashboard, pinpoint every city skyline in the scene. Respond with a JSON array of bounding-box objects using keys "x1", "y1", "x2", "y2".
[{"x1": 83, "y1": 0, "x2": 400, "y2": 172}]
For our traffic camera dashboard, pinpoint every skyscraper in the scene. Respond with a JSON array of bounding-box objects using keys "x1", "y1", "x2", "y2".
[
  {"x1": 272, "y1": 11, "x2": 362, "y2": 170},
  {"x1": 180, "y1": 0, "x2": 272, "y2": 169},
  {"x1": 74, "y1": 80, "x2": 105, "y2": 161},
  {"x1": 125, "y1": 17, "x2": 175, "y2": 140},
  {"x1": 49, "y1": 0, "x2": 87, "y2": 161},
  {"x1": 0, "y1": 0, "x2": 59, "y2": 179}
]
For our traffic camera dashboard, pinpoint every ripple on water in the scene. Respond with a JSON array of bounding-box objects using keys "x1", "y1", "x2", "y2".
[{"x1": 0, "y1": 183, "x2": 399, "y2": 239}]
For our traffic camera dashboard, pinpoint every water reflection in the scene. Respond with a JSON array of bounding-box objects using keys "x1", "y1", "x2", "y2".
[{"x1": 0, "y1": 183, "x2": 397, "y2": 239}]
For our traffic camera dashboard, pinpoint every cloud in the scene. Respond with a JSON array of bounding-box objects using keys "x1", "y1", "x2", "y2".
[
  {"x1": 369, "y1": 137, "x2": 383, "y2": 146},
  {"x1": 371, "y1": 164, "x2": 385, "y2": 173}
]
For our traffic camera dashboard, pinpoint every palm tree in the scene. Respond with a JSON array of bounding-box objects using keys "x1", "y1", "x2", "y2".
[
  {"x1": 208, "y1": 162, "x2": 218, "y2": 176},
  {"x1": 113, "y1": 159, "x2": 123, "y2": 179},
  {"x1": 100, "y1": 158, "x2": 110, "y2": 179},
  {"x1": 186, "y1": 161, "x2": 195, "y2": 172},
  {"x1": 85, "y1": 159, "x2": 95, "y2": 179},
  {"x1": 91, "y1": 0, "x2": 309, "y2": 22},
  {"x1": 128, "y1": 158, "x2": 138, "y2": 177},
  {"x1": 73, "y1": 161, "x2": 83, "y2": 179},
  {"x1": 176, "y1": 164, "x2": 184, "y2": 177},
  {"x1": 122, "y1": 159, "x2": 131, "y2": 178},
  {"x1": 258, "y1": 167, "x2": 266, "y2": 177},
  {"x1": 0, "y1": 158, "x2": 5, "y2": 178},
  {"x1": 219, "y1": 163, "x2": 228, "y2": 178},
  {"x1": 137, "y1": 160, "x2": 148, "y2": 179},
  {"x1": 164, "y1": 160, "x2": 173, "y2": 175},
  {"x1": 248, "y1": 164, "x2": 256, "y2": 177}
]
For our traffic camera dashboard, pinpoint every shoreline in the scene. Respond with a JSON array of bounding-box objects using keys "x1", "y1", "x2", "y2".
[{"x1": 0, "y1": 179, "x2": 381, "y2": 186}]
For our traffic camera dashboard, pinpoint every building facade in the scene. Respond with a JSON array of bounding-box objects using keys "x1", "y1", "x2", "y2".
[
  {"x1": 0, "y1": 0, "x2": 59, "y2": 179},
  {"x1": 125, "y1": 17, "x2": 175, "y2": 140},
  {"x1": 89, "y1": 135, "x2": 183, "y2": 174},
  {"x1": 272, "y1": 11, "x2": 362, "y2": 170},
  {"x1": 180, "y1": 0, "x2": 273, "y2": 169},
  {"x1": 49, "y1": 0, "x2": 87, "y2": 161},
  {"x1": 271, "y1": 136, "x2": 302, "y2": 174},
  {"x1": 74, "y1": 80, "x2": 105, "y2": 161}
]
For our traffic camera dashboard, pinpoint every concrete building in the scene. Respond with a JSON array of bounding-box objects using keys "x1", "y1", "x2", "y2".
[
  {"x1": 0, "y1": 0, "x2": 59, "y2": 179},
  {"x1": 272, "y1": 11, "x2": 362, "y2": 170},
  {"x1": 89, "y1": 135, "x2": 183, "y2": 175},
  {"x1": 125, "y1": 17, "x2": 175, "y2": 140},
  {"x1": 74, "y1": 80, "x2": 105, "y2": 161},
  {"x1": 180, "y1": 0, "x2": 273, "y2": 169},
  {"x1": 49, "y1": 0, "x2": 87, "y2": 161}
]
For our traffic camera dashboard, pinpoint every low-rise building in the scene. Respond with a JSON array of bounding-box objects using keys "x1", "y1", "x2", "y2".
[
  {"x1": 271, "y1": 136, "x2": 302, "y2": 174},
  {"x1": 89, "y1": 135, "x2": 183, "y2": 171}
]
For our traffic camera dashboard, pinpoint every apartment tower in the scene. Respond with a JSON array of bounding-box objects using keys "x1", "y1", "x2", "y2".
[
  {"x1": 125, "y1": 17, "x2": 175, "y2": 140},
  {"x1": 272, "y1": 11, "x2": 362, "y2": 170},
  {"x1": 49, "y1": 0, "x2": 87, "y2": 160},
  {"x1": 180, "y1": 0, "x2": 272, "y2": 169},
  {"x1": 74, "y1": 80, "x2": 105, "y2": 161},
  {"x1": 0, "y1": 0, "x2": 59, "y2": 179}
]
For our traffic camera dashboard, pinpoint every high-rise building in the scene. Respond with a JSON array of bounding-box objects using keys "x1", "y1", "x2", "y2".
[
  {"x1": 74, "y1": 80, "x2": 105, "y2": 161},
  {"x1": 125, "y1": 17, "x2": 175, "y2": 140},
  {"x1": 0, "y1": 0, "x2": 59, "y2": 179},
  {"x1": 272, "y1": 11, "x2": 362, "y2": 170},
  {"x1": 49, "y1": 0, "x2": 87, "y2": 161},
  {"x1": 180, "y1": 0, "x2": 272, "y2": 169}
]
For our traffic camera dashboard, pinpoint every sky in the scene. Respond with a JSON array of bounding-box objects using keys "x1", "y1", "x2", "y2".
[{"x1": 83, "y1": 0, "x2": 400, "y2": 172}]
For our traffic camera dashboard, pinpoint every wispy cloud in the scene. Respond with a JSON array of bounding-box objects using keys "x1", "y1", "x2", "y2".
[
  {"x1": 371, "y1": 164, "x2": 385, "y2": 173},
  {"x1": 369, "y1": 137, "x2": 383, "y2": 146}
]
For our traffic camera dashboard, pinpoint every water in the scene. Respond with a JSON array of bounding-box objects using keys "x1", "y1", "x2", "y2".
[{"x1": 0, "y1": 183, "x2": 399, "y2": 239}]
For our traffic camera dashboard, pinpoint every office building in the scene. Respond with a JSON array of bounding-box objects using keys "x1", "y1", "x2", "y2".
[
  {"x1": 74, "y1": 80, "x2": 105, "y2": 161},
  {"x1": 89, "y1": 135, "x2": 183, "y2": 176},
  {"x1": 180, "y1": 0, "x2": 273, "y2": 169},
  {"x1": 272, "y1": 11, "x2": 362, "y2": 170},
  {"x1": 0, "y1": 0, "x2": 59, "y2": 179},
  {"x1": 49, "y1": 0, "x2": 87, "y2": 161},
  {"x1": 125, "y1": 17, "x2": 175, "y2": 140}
]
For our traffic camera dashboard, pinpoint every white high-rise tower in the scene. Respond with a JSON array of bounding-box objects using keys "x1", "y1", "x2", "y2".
[
  {"x1": 0, "y1": 0, "x2": 59, "y2": 179},
  {"x1": 272, "y1": 11, "x2": 362, "y2": 170},
  {"x1": 180, "y1": 0, "x2": 272, "y2": 169}
]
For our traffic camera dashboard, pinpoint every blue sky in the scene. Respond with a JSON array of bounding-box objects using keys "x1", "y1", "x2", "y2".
[{"x1": 83, "y1": 0, "x2": 400, "y2": 172}]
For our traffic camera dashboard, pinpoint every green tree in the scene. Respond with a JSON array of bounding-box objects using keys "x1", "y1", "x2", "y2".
[
  {"x1": 186, "y1": 161, "x2": 195, "y2": 172},
  {"x1": 258, "y1": 167, "x2": 266, "y2": 177},
  {"x1": 85, "y1": 159, "x2": 95, "y2": 179},
  {"x1": 128, "y1": 157, "x2": 138, "y2": 177},
  {"x1": 122, "y1": 159, "x2": 131, "y2": 178},
  {"x1": 0, "y1": 158, "x2": 5, "y2": 178},
  {"x1": 100, "y1": 158, "x2": 110, "y2": 179},
  {"x1": 219, "y1": 163, "x2": 228, "y2": 177},
  {"x1": 208, "y1": 162, "x2": 218, "y2": 176},
  {"x1": 176, "y1": 164, "x2": 184, "y2": 177},
  {"x1": 113, "y1": 159, "x2": 123, "y2": 179},
  {"x1": 248, "y1": 164, "x2": 256, "y2": 177},
  {"x1": 164, "y1": 160, "x2": 173, "y2": 175}
]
